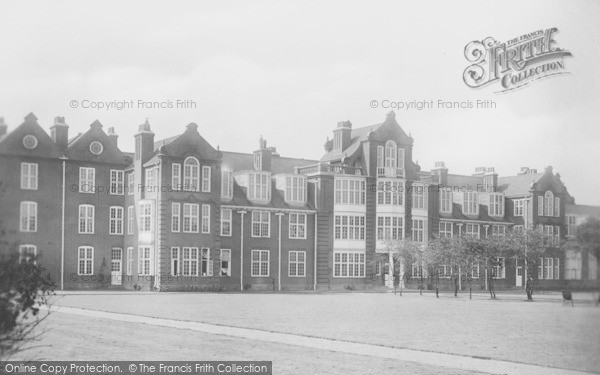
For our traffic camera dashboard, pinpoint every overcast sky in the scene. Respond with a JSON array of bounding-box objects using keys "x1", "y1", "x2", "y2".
[{"x1": 1, "y1": 0, "x2": 599, "y2": 205}]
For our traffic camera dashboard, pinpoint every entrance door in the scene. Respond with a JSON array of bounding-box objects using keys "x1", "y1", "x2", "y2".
[
  {"x1": 516, "y1": 266, "x2": 523, "y2": 287},
  {"x1": 111, "y1": 248, "x2": 123, "y2": 285}
]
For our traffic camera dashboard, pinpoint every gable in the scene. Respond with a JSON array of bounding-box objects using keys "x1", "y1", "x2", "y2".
[
  {"x1": 533, "y1": 168, "x2": 567, "y2": 195},
  {"x1": 0, "y1": 113, "x2": 62, "y2": 159},
  {"x1": 159, "y1": 130, "x2": 221, "y2": 161},
  {"x1": 67, "y1": 121, "x2": 130, "y2": 165}
]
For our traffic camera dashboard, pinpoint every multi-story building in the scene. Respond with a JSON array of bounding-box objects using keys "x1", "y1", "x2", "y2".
[{"x1": 0, "y1": 112, "x2": 598, "y2": 291}]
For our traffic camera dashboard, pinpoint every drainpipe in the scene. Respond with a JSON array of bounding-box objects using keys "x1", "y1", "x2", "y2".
[
  {"x1": 276, "y1": 212, "x2": 284, "y2": 291},
  {"x1": 60, "y1": 156, "x2": 67, "y2": 291},
  {"x1": 238, "y1": 210, "x2": 247, "y2": 291},
  {"x1": 313, "y1": 212, "x2": 318, "y2": 291}
]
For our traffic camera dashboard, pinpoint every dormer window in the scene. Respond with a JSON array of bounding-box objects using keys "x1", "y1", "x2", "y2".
[
  {"x1": 489, "y1": 193, "x2": 504, "y2": 217},
  {"x1": 385, "y1": 140, "x2": 397, "y2": 169},
  {"x1": 221, "y1": 170, "x2": 233, "y2": 199},
  {"x1": 248, "y1": 172, "x2": 270, "y2": 201},
  {"x1": 440, "y1": 188, "x2": 452, "y2": 213},
  {"x1": 463, "y1": 192, "x2": 478, "y2": 215},
  {"x1": 483, "y1": 176, "x2": 494, "y2": 192},
  {"x1": 254, "y1": 153, "x2": 262, "y2": 171},
  {"x1": 183, "y1": 157, "x2": 199, "y2": 191},
  {"x1": 285, "y1": 176, "x2": 306, "y2": 204}
]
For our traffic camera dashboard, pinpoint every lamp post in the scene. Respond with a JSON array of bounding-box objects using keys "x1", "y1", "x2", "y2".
[{"x1": 237, "y1": 210, "x2": 247, "y2": 291}]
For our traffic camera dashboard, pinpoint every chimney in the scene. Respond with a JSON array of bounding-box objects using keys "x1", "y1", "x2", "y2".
[
  {"x1": 253, "y1": 136, "x2": 273, "y2": 172},
  {"x1": 134, "y1": 118, "x2": 155, "y2": 162},
  {"x1": 0, "y1": 117, "x2": 7, "y2": 137},
  {"x1": 432, "y1": 161, "x2": 448, "y2": 185},
  {"x1": 50, "y1": 116, "x2": 69, "y2": 150},
  {"x1": 483, "y1": 167, "x2": 498, "y2": 192},
  {"x1": 472, "y1": 166, "x2": 486, "y2": 176},
  {"x1": 332, "y1": 121, "x2": 352, "y2": 152},
  {"x1": 186, "y1": 122, "x2": 198, "y2": 133},
  {"x1": 107, "y1": 127, "x2": 118, "y2": 148}
]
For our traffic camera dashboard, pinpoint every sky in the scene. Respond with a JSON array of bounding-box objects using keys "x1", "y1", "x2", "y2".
[{"x1": 1, "y1": 0, "x2": 599, "y2": 205}]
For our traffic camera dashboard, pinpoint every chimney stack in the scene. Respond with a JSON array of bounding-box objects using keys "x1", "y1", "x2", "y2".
[
  {"x1": 432, "y1": 161, "x2": 449, "y2": 185},
  {"x1": 472, "y1": 166, "x2": 486, "y2": 176},
  {"x1": 0, "y1": 117, "x2": 7, "y2": 138},
  {"x1": 134, "y1": 118, "x2": 155, "y2": 162},
  {"x1": 50, "y1": 116, "x2": 69, "y2": 150},
  {"x1": 253, "y1": 136, "x2": 273, "y2": 172},
  {"x1": 107, "y1": 127, "x2": 118, "y2": 148}
]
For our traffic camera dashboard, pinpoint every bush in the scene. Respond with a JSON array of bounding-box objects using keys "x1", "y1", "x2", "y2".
[{"x1": 0, "y1": 248, "x2": 55, "y2": 358}]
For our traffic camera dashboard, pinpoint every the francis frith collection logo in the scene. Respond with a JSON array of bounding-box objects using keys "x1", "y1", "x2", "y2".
[{"x1": 463, "y1": 28, "x2": 572, "y2": 93}]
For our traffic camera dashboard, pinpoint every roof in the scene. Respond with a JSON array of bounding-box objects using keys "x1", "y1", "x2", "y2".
[
  {"x1": 221, "y1": 151, "x2": 318, "y2": 174},
  {"x1": 566, "y1": 204, "x2": 600, "y2": 217},
  {"x1": 497, "y1": 173, "x2": 544, "y2": 197},
  {"x1": 225, "y1": 181, "x2": 316, "y2": 211},
  {"x1": 446, "y1": 174, "x2": 483, "y2": 189},
  {"x1": 154, "y1": 135, "x2": 181, "y2": 151},
  {"x1": 320, "y1": 123, "x2": 383, "y2": 162}
]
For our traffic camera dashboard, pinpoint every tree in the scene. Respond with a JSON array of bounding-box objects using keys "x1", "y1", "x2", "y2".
[
  {"x1": 507, "y1": 228, "x2": 550, "y2": 300},
  {"x1": 460, "y1": 236, "x2": 486, "y2": 299},
  {"x1": 0, "y1": 245, "x2": 55, "y2": 358},
  {"x1": 576, "y1": 217, "x2": 600, "y2": 263}
]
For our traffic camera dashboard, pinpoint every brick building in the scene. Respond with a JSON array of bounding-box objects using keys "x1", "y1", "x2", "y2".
[{"x1": 0, "y1": 112, "x2": 598, "y2": 291}]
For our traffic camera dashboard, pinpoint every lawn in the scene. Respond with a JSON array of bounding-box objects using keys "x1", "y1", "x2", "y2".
[{"x1": 45, "y1": 291, "x2": 600, "y2": 373}]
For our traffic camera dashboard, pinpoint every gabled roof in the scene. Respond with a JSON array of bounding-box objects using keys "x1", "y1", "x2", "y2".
[
  {"x1": 566, "y1": 204, "x2": 600, "y2": 217},
  {"x1": 320, "y1": 111, "x2": 412, "y2": 163},
  {"x1": 66, "y1": 120, "x2": 130, "y2": 165},
  {"x1": 0, "y1": 113, "x2": 63, "y2": 158},
  {"x1": 497, "y1": 173, "x2": 544, "y2": 197},
  {"x1": 222, "y1": 151, "x2": 318, "y2": 174}
]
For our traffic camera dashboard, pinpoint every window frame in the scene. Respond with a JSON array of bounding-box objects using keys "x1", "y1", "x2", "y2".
[
  {"x1": 20, "y1": 201, "x2": 37, "y2": 232},
  {"x1": 21, "y1": 162, "x2": 38, "y2": 190},
  {"x1": 109, "y1": 206, "x2": 124, "y2": 235},
  {"x1": 78, "y1": 246, "x2": 94, "y2": 275},
  {"x1": 289, "y1": 213, "x2": 307, "y2": 239},
  {"x1": 79, "y1": 167, "x2": 95, "y2": 193},
  {"x1": 78, "y1": 204, "x2": 95, "y2": 234},
  {"x1": 289, "y1": 250, "x2": 306, "y2": 277},
  {"x1": 251, "y1": 249, "x2": 270, "y2": 277},
  {"x1": 110, "y1": 169, "x2": 124, "y2": 195}
]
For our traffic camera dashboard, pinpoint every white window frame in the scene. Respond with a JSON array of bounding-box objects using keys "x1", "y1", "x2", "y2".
[
  {"x1": 289, "y1": 213, "x2": 307, "y2": 239},
  {"x1": 251, "y1": 250, "x2": 270, "y2": 277},
  {"x1": 220, "y1": 249, "x2": 232, "y2": 277},
  {"x1": 172, "y1": 163, "x2": 181, "y2": 191},
  {"x1": 384, "y1": 140, "x2": 397, "y2": 169},
  {"x1": 183, "y1": 203, "x2": 199, "y2": 233},
  {"x1": 21, "y1": 162, "x2": 38, "y2": 190},
  {"x1": 127, "y1": 206, "x2": 135, "y2": 235},
  {"x1": 465, "y1": 223, "x2": 480, "y2": 238},
  {"x1": 182, "y1": 247, "x2": 199, "y2": 276},
  {"x1": 183, "y1": 157, "x2": 200, "y2": 192},
  {"x1": 220, "y1": 208, "x2": 232, "y2": 236},
  {"x1": 334, "y1": 215, "x2": 366, "y2": 240},
  {"x1": 554, "y1": 197, "x2": 560, "y2": 217},
  {"x1": 440, "y1": 188, "x2": 452, "y2": 213},
  {"x1": 376, "y1": 145, "x2": 385, "y2": 175},
  {"x1": 201, "y1": 204, "x2": 210, "y2": 234},
  {"x1": 412, "y1": 184, "x2": 427, "y2": 210},
  {"x1": 172, "y1": 203, "x2": 180, "y2": 232},
  {"x1": 202, "y1": 165, "x2": 211, "y2": 192},
  {"x1": 138, "y1": 202, "x2": 152, "y2": 232},
  {"x1": 333, "y1": 251, "x2": 365, "y2": 278},
  {"x1": 514, "y1": 199, "x2": 524, "y2": 216},
  {"x1": 248, "y1": 172, "x2": 270, "y2": 200},
  {"x1": 489, "y1": 194, "x2": 504, "y2": 217},
  {"x1": 78, "y1": 204, "x2": 94, "y2": 234},
  {"x1": 109, "y1": 206, "x2": 124, "y2": 235},
  {"x1": 20, "y1": 201, "x2": 37, "y2": 232},
  {"x1": 144, "y1": 167, "x2": 156, "y2": 189},
  {"x1": 544, "y1": 191, "x2": 554, "y2": 217},
  {"x1": 285, "y1": 175, "x2": 306, "y2": 204},
  {"x1": 126, "y1": 247, "x2": 133, "y2": 276},
  {"x1": 377, "y1": 180, "x2": 404, "y2": 206},
  {"x1": 377, "y1": 216, "x2": 403, "y2": 241},
  {"x1": 566, "y1": 215, "x2": 577, "y2": 237},
  {"x1": 110, "y1": 170, "x2": 124, "y2": 195},
  {"x1": 334, "y1": 178, "x2": 366, "y2": 205},
  {"x1": 493, "y1": 257, "x2": 505, "y2": 279},
  {"x1": 127, "y1": 172, "x2": 135, "y2": 195},
  {"x1": 78, "y1": 246, "x2": 94, "y2": 275},
  {"x1": 221, "y1": 170, "x2": 233, "y2": 199},
  {"x1": 201, "y1": 248, "x2": 213, "y2": 276},
  {"x1": 79, "y1": 167, "x2": 95, "y2": 193},
  {"x1": 463, "y1": 192, "x2": 478, "y2": 215},
  {"x1": 491, "y1": 225, "x2": 506, "y2": 237},
  {"x1": 565, "y1": 250, "x2": 582, "y2": 280},
  {"x1": 439, "y1": 221, "x2": 453, "y2": 238},
  {"x1": 252, "y1": 211, "x2": 270, "y2": 238},
  {"x1": 138, "y1": 246, "x2": 152, "y2": 276},
  {"x1": 289, "y1": 250, "x2": 306, "y2": 277},
  {"x1": 412, "y1": 218, "x2": 425, "y2": 242},
  {"x1": 171, "y1": 247, "x2": 180, "y2": 276}
]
